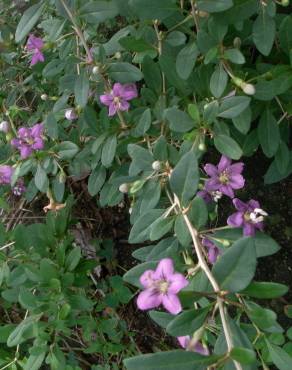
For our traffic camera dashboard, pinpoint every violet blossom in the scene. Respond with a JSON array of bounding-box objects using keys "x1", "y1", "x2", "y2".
[
  {"x1": 227, "y1": 198, "x2": 268, "y2": 236},
  {"x1": 178, "y1": 336, "x2": 209, "y2": 356},
  {"x1": 26, "y1": 34, "x2": 44, "y2": 66},
  {"x1": 100, "y1": 83, "x2": 138, "y2": 116},
  {"x1": 204, "y1": 155, "x2": 245, "y2": 198},
  {"x1": 137, "y1": 258, "x2": 188, "y2": 315},
  {"x1": 202, "y1": 238, "x2": 221, "y2": 264},
  {"x1": 11, "y1": 123, "x2": 44, "y2": 159},
  {"x1": 12, "y1": 178, "x2": 26, "y2": 196},
  {"x1": 0, "y1": 165, "x2": 13, "y2": 185},
  {"x1": 197, "y1": 189, "x2": 222, "y2": 203}
]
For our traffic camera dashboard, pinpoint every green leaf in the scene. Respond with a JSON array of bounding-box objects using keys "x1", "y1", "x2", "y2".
[
  {"x1": 88, "y1": 166, "x2": 106, "y2": 196},
  {"x1": 170, "y1": 150, "x2": 199, "y2": 206},
  {"x1": 176, "y1": 42, "x2": 199, "y2": 80},
  {"x1": 79, "y1": 1, "x2": 118, "y2": 24},
  {"x1": 7, "y1": 314, "x2": 42, "y2": 347},
  {"x1": 65, "y1": 247, "x2": 81, "y2": 271},
  {"x1": 44, "y1": 113, "x2": 58, "y2": 139},
  {"x1": 108, "y1": 62, "x2": 143, "y2": 83},
  {"x1": 150, "y1": 216, "x2": 174, "y2": 241},
  {"x1": 188, "y1": 196, "x2": 208, "y2": 230},
  {"x1": 165, "y1": 31, "x2": 186, "y2": 47},
  {"x1": 19, "y1": 288, "x2": 38, "y2": 310},
  {"x1": 174, "y1": 215, "x2": 192, "y2": 246},
  {"x1": 123, "y1": 261, "x2": 157, "y2": 288},
  {"x1": 213, "y1": 237, "x2": 257, "y2": 292},
  {"x1": 119, "y1": 36, "x2": 154, "y2": 52},
  {"x1": 57, "y1": 141, "x2": 79, "y2": 159},
  {"x1": 257, "y1": 109, "x2": 280, "y2": 158},
  {"x1": 129, "y1": 0, "x2": 178, "y2": 20},
  {"x1": 253, "y1": 12, "x2": 276, "y2": 56},
  {"x1": 197, "y1": 0, "x2": 233, "y2": 13},
  {"x1": 101, "y1": 135, "x2": 117, "y2": 168},
  {"x1": 232, "y1": 107, "x2": 251, "y2": 134},
  {"x1": 149, "y1": 310, "x2": 174, "y2": 328},
  {"x1": 230, "y1": 347, "x2": 256, "y2": 365},
  {"x1": 241, "y1": 282, "x2": 288, "y2": 299},
  {"x1": 166, "y1": 306, "x2": 210, "y2": 336},
  {"x1": 34, "y1": 165, "x2": 49, "y2": 193},
  {"x1": 142, "y1": 56, "x2": 162, "y2": 94},
  {"x1": 124, "y1": 351, "x2": 220, "y2": 370},
  {"x1": 15, "y1": 3, "x2": 45, "y2": 42},
  {"x1": 254, "y1": 232, "x2": 280, "y2": 258},
  {"x1": 128, "y1": 144, "x2": 153, "y2": 176},
  {"x1": 246, "y1": 301, "x2": 283, "y2": 333},
  {"x1": 210, "y1": 65, "x2": 228, "y2": 98},
  {"x1": 129, "y1": 209, "x2": 165, "y2": 243},
  {"x1": 134, "y1": 108, "x2": 152, "y2": 136},
  {"x1": 218, "y1": 96, "x2": 251, "y2": 119},
  {"x1": 165, "y1": 107, "x2": 196, "y2": 132},
  {"x1": 267, "y1": 341, "x2": 292, "y2": 370},
  {"x1": 275, "y1": 141, "x2": 289, "y2": 174},
  {"x1": 214, "y1": 134, "x2": 243, "y2": 160},
  {"x1": 74, "y1": 72, "x2": 89, "y2": 108},
  {"x1": 224, "y1": 49, "x2": 245, "y2": 64},
  {"x1": 23, "y1": 350, "x2": 46, "y2": 370},
  {"x1": 43, "y1": 60, "x2": 66, "y2": 78},
  {"x1": 279, "y1": 16, "x2": 292, "y2": 56}
]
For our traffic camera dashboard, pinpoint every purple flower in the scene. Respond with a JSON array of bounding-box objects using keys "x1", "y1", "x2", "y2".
[
  {"x1": 26, "y1": 34, "x2": 44, "y2": 66},
  {"x1": 197, "y1": 189, "x2": 222, "y2": 203},
  {"x1": 0, "y1": 165, "x2": 13, "y2": 185},
  {"x1": 204, "y1": 156, "x2": 245, "y2": 198},
  {"x1": 177, "y1": 336, "x2": 209, "y2": 355},
  {"x1": 227, "y1": 198, "x2": 268, "y2": 236},
  {"x1": 12, "y1": 178, "x2": 26, "y2": 196},
  {"x1": 202, "y1": 238, "x2": 221, "y2": 264},
  {"x1": 65, "y1": 108, "x2": 78, "y2": 121},
  {"x1": 11, "y1": 123, "x2": 44, "y2": 159},
  {"x1": 100, "y1": 83, "x2": 138, "y2": 116},
  {"x1": 137, "y1": 258, "x2": 188, "y2": 315}
]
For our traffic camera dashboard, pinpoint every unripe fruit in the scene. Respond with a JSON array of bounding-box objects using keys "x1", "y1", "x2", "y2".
[
  {"x1": 119, "y1": 183, "x2": 129, "y2": 193},
  {"x1": 41, "y1": 94, "x2": 48, "y2": 101},
  {"x1": 152, "y1": 160, "x2": 161, "y2": 171}
]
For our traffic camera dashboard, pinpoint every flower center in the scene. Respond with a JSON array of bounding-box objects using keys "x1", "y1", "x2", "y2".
[
  {"x1": 219, "y1": 170, "x2": 229, "y2": 184},
  {"x1": 158, "y1": 281, "x2": 169, "y2": 294},
  {"x1": 113, "y1": 96, "x2": 120, "y2": 105}
]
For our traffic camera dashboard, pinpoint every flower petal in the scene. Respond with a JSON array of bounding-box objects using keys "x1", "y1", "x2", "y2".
[
  {"x1": 243, "y1": 222, "x2": 255, "y2": 236},
  {"x1": 233, "y1": 198, "x2": 247, "y2": 212},
  {"x1": 227, "y1": 211, "x2": 244, "y2": 227},
  {"x1": 108, "y1": 102, "x2": 118, "y2": 116},
  {"x1": 197, "y1": 190, "x2": 212, "y2": 203},
  {"x1": 204, "y1": 164, "x2": 218, "y2": 177},
  {"x1": 168, "y1": 273, "x2": 188, "y2": 294},
  {"x1": 229, "y1": 162, "x2": 244, "y2": 174},
  {"x1": 31, "y1": 123, "x2": 43, "y2": 137},
  {"x1": 20, "y1": 145, "x2": 32, "y2": 159},
  {"x1": 247, "y1": 199, "x2": 260, "y2": 210},
  {"x1": 139, "y1": 270, "x2": 155, "y2": 288},
  {"x1": 177, "y1": 336, "x2": 190, "y2": 349},
  {"x1": 119, "y1": 100, "x2": 130, "y2": 112},
  {"x1": 137, "y1": 289, "x2": 162, "y2": 311},
  {"x1": 193, "y1": 342, "x2": 209, "y2": 356},
  {"x1": 220, "y1": 184, "x2": 235, "y2": 198},
  {"x1": 32, "y1": 137, "x2": 44, "y2": 150},
  {"x1": 218, "y1": 155, "x2": 231, "y2": 172},
  {"x1": 162, "y1": 293, "x2": 182, "y2": 314},
  {"x1": 100, "y1": 94, "x2": 113, "y2": 106},
  {"x1": 122, "y1": 84, "x2": 138, "y2": 100},
  {"x1": 154, "y1": 258, "x2": 174, "y2": 280},
  {"x1": 229, "y1": 174, "x2": 245, "y2": 189},
  {"x1": 112, "y1": 83, "x2": 124, "y2": 97},
  {"x1": 205, "y1": 178, "x2": 221, "y2": 191}
]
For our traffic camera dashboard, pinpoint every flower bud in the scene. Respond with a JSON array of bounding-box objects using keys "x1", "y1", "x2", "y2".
[
  {"x1": 114, "y1": 52, "x2": 122, "y2": 59},
  {"x1": 281, "y1": 0, "x2": 289, "y2": 6},
  {"x1": 65, "y1": 108, "x2": 78, "y2": 121},
  {"x1": 233, "y1": 37, "x2": 241, "y2": 49},
  {"x1": 119, "y1": 183, "x2": 129, "y2": 194},
  {"x1": 221, "y1": 239, "x2": 231, "y2": 247},
  {"x1": 41, "y1": 94, "x2": 48, "y2": 101},
  {"x1": 152, "y1": 160, "x2": 161, "y2": 171},
  {"x1": 92, "y1": 66, "x2": 100, "y2": 75},
  {"x1": 198, "y1": 142, "x2": 206, "y2": 151},
  {"x1": 242, "y1": 83, "x2": 256, "y2": 96},
  {"x1": 0, "y1": 121, "x2": 9, "y2": 133}
]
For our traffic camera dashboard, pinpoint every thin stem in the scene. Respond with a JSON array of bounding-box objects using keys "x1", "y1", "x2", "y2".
[
  {"x1": 59, "y1": 0, "x2": 93, "y2": 63},
  {"x1": 190, "y1": 0, "x2": 200, "y2": 32},
  {"x1": 172, "y1": 193, "x2": 242, "y2": 370}
]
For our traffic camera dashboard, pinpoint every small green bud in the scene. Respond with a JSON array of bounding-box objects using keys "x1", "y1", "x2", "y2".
[
  {"x1": 59, "y1": 303, "x2": 71, "y2": 319},
  {"x1": 92, "y1": 66, "x2": 100, "y2": 74}
]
